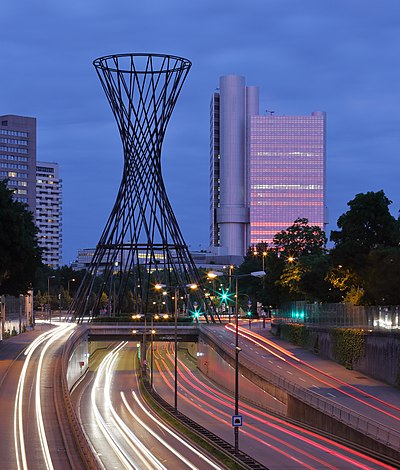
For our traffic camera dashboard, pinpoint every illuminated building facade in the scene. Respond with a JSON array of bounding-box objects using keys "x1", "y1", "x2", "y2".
[
  {"x1": 0, "y1": 115, "x2": 37, "y2": 212},
  {"x1": 36, "y1": 162, "x2": 62, "y2": 268},
  {"x1": 210, "y1": 77, "x2": 327, "y2": 260},
  {"x1": 0, "y1": 116, "x2": 63, "y2": 268},
  {"x1": 249, "y1": 112, "x2": 327, "y2": 246}
]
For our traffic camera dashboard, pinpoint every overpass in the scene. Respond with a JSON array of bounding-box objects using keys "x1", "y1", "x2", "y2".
[{"x1": 87, "y1": 323, "x2": 199, "y2": 342}]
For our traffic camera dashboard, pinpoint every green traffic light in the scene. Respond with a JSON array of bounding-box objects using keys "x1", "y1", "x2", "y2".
[{"x1": 218, "y1": 288, "x2": 232, "y2": 304}]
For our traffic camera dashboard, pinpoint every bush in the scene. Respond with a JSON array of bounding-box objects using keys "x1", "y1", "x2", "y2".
[
  {"x1": 331, "y1": 328, "x2": 365, "y2": 369},
  {"x1": 3, "y1": 329, "x2": 11, "y2": 339},
  {"x1": 280, "y1": 323, "x2": 309, "y2": 347}
]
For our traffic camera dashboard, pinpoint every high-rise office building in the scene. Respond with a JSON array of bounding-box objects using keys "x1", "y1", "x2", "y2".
[
  {"x1": 0, "y1": 115, "x2": 63, "y2": 268},
  {"x1": 249, "y1": 112, "x2": 326, "y2": 246},
  {"x1": 0, "y1": 115, "x2": 37, "y2": 212},
  {"x1": 210, "y1": 76, "x2": 327, "y2": 261},
  {"x1": 36, "y1": 162, "x2": 62, "y2": 268}
]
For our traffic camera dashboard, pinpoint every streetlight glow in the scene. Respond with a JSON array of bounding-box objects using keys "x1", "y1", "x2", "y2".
[{"x1": 207, "y1": 271, "x2": 223, "y2": 279}]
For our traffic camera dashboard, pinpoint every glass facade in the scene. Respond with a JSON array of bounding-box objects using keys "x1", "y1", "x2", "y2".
[
  {"x1": 210, "y1": 76, "x2": 327, "y2": 259},
  {"x1": 209, "y1": 92, "x2": 220, "y2": 247},
  {"x1": 0, "y1": 115, "x2": 37, "y2": 212},
  {"x1": 250, "y1": 112, "x2": 326, "y2": 245},
  {"x1": 36, "y1": 162, "x2": 62, "y2": 268}
]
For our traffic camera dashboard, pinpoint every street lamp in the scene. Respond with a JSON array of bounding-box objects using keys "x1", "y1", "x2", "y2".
[
  {"x1": 155, "y1": 282, "x2": 197, "y2": 410},
  {"x1": 232, "y1": 270, "x2": 266, "y2": 453},
  {"x1": 207, "y1": 270, "x2": 224, "y2": 319},
  {"x1": 262, "y1": 252, "x2": 267, "y2": 272},
  {"x1": 150, "y1": 325, "x2": 156, "y2": 388},
  {"x1": 253, "y1": 249, "x2": 268, "y2": 272},
  {"x1": 47, "y1": 275, "x2": 55, "y2": 324},
  {"x1": 67, "y1": 278, "x2": 76, "y2": 296},
  {"x1": 228, "y1": 265, "x2": 234, "y2": 323}
]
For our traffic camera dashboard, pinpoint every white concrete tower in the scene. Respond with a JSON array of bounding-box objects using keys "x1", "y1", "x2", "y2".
[{"x1": 216, "y1": 75, "x2": 249, "y2": 257}]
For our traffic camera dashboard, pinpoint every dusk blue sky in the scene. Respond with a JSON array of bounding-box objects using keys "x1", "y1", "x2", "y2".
[{"x1": 1, "y1": 1, "x2": 399, "y2": 264}]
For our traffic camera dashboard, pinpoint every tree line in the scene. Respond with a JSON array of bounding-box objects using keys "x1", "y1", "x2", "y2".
[
  {"x1": 1, "y1": 178, "x2": 399, "y2": 309},
  {"x1": 240, "y1": 190, "x2": 400, "y2": 307}
]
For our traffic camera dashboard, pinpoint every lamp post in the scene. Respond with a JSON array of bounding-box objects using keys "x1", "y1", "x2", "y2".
[
  {"x1": 228, "y1": 265, "x2": 234, "y2": 323},
  {"x1": 253, "y1": 249, "x2": 268, "y2": 272},
  {"x1": 173, "y1": 287, "x2": 179, "y2": 409},
  {"x1": 150, "y1": 324, "x2": 155, "y2": 388},
  {"x1": 232, "y1": 270, "x2": 266, "y2": 453},
  {"x1": 113, "y1": 262, "x2": 118, "y2": 315},
  {"x1": 47, "y1": 275, "x2": 55, "y2": 324},
  {"x1": 155, "y1": 282, "x2": 197, "y2": 410},
  {"x1": 67, "y1": 278, "x2": 76, "y2": 296},
  {"x1": 262, "y1": 251, "x2": 267, "y2": 272},
  {"x1": 207, "y1": 271, "x2": 224, "y2": 320}
]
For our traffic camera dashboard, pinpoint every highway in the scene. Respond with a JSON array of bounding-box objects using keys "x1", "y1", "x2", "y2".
[
  {"x1": 1, "y1": 319, "x2": 399, "y2": 469},
  {"x1": 152, "y1": 340, "x2": 396, "y2": 470},
  {"x1": 72, "y1": 341, "x2": 224, "y2": 470},
  {"x1": 0, "y1": 322, "x2": 82, "y2": 470},
  {"x1": 221, "y1": 322, "x2": 400, "y2": 433}
]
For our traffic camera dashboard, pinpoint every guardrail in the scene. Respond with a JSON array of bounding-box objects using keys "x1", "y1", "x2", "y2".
[
  {"x1": 272, "y1": 373, "x2": 400, "y2": 450},
  {"x1": 60, "y1": 325, "x2": 102, "y2": 469},
  {"x1": 201, "y1": 327, "x2": 400, "y2": 452}
]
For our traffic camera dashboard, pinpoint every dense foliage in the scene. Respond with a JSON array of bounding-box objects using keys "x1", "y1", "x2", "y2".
[
  {"x1": 0, "y1": 180, "x2": 42, "y2": 295},
  {"x1": 329, "y1": 191, "x2": 400, "y2": 305},
  {"x1": 238, "y1": 190, "x2": 400, "y2": 308},
  {"x1": 331, "y1": 328, "x2": 365, "y2": 369}
]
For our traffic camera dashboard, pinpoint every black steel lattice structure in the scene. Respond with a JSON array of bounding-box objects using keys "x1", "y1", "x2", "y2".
[{"x1": 70, "y1": 53, "x2": 218, "y2": 322}]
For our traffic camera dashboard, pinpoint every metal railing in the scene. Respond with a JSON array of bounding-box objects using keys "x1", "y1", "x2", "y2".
[
  {"x1": 202, "y1": 327, "x2": 400, "y2": 452},
  {"x1": 275, "y1": 301, "x2": 400, "y2": 330}
]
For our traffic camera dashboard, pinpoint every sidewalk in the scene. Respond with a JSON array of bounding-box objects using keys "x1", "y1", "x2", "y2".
[
  {"x1": 0, "y1": 323, "x2": 52, "y2": 385},
  {"x1": 245, "y1": 320, "x2": 400, "y2": 406}
]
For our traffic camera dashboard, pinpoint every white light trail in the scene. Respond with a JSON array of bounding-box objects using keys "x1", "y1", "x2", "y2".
[
  {"x1": 90, "y1": 342, "x2": 137, "y2": 470},
  {"x1": 124, "y1": 391, "x2": 223, "y2": 470},
  {"x1": 91, "y1": 342, "x2": 167, "y2": 469},
  {"x1": 35, "y1": 324, "x2": 75, "y2": 470},
  {"x1": 13, "y1": 324, "x2": 74, "y2": 470},
  {"x1": 104, "y1": 348, "x2": 166, "y2": 470}
]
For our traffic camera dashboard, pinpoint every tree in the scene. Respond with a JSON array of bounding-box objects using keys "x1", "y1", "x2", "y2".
[
  {"x1": 361, "y1": 247, "x2": 400, "y2": 305},
  {"x1": 236, "y1": 245, "x2": 277, "y2": 310},
  {"x1": 269, "y1": 219, "x2": 333, "y2": 302},
  {"x1": 330, "y1": 190, "x2": 399, "y2": 267},
  {"x1": 0, "y1": 180, "x2": 42, "y2": 295},
  {"x1": 328, "y1": 191, "x2": 400, "y2": 305},
  {"x1": 273, "y1": 218, "x2": 327, "y2": 259},
  {"x1": 241, "y1": 221, "x2": 331, "y2": 306}
]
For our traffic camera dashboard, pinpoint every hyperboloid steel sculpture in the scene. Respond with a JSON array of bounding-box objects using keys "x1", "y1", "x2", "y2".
[{"x1": 70, "y1": 53, "x2": 218, "y2": 323}]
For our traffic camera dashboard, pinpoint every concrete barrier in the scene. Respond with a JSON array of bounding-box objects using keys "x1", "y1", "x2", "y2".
[
  {"x1": 60, "y1": 325, "x2": 102, "y2": 469},
  {"x1": 199, "y1": 327, "x2": 400, "y2": 464}
]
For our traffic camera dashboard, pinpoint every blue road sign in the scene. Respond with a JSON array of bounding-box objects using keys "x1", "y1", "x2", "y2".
[{"x1": 232, "y1": 415, "x2": 243, "y2": 427}]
